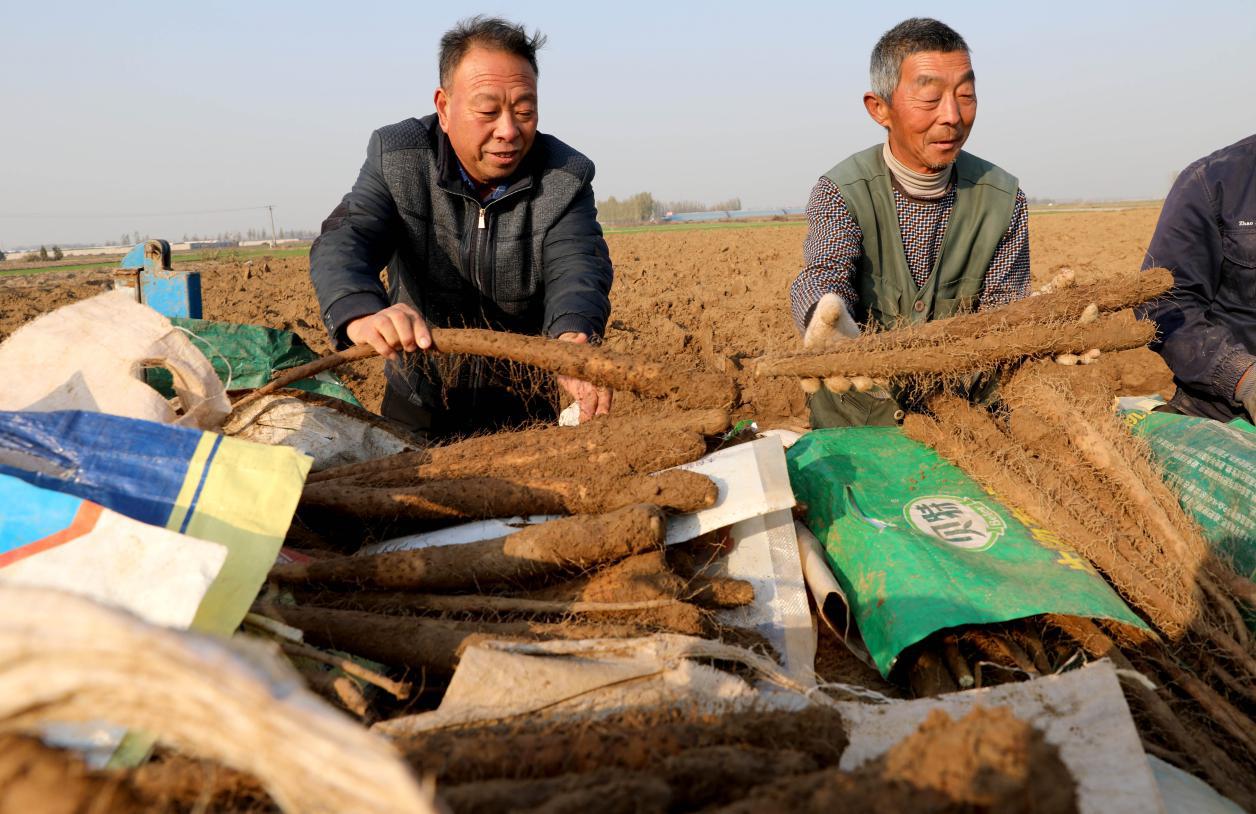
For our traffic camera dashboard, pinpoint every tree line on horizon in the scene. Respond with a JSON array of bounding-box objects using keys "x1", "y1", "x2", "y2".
[
  {"x1": 174, "y1": 226, "x2": 318, "y2": 244},
  {"x1": 0, "y1": 245, "x2": 65, "y2": 263},
  {"x1": 595, "y1": 192, "x2": 742, "y2": 225}
]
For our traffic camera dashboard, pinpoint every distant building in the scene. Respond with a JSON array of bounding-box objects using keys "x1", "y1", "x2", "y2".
[
  {"x1": 61, "y1": 245, "x2": 132, "y2": 258},
  {"x1": 238, "y1": 238, "x2": 306, "y2": 248},
  {"x1": 660, "y1": 207, "x2": 804, "y2": 223},
  {"x1": 185, "y1": 240, "x2": 239, "y2": 250}
]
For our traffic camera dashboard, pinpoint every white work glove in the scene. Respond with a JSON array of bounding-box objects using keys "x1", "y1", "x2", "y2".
[
  {"x1": 1032, "y1": 266, "x2": 1075, "y2": 297},
  {"x1": 1054, "y1": 302, "x2": 1101, "y2": 366},
  {"x1": 800, "y1": 294, "x2": 884, "y2": 395},
  {"x1": 803, "y1": 292, "x2": 861, "y2": 348},
  {"x1": 1033, "y1": 269, "x2": 1101, "y2": 366}
]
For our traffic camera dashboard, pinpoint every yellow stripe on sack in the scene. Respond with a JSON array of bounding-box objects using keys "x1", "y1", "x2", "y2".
[
  {"x1": 166, "y1": 433, "x2": 220, "y2": 534},
  {"x1": 182, "y1": 436, "x2": 311, "y2": 634}
]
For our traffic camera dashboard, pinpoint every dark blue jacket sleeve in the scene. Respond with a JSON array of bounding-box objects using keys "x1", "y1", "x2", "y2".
[
  {"x1": 1142, "y1": 165, "x2": 1255, "y2": 401},
  {"x1": 309, "y1": 131, "x2": 397, "y2": 348},
  {"x1": 540, "y1": 174, "x2": 613, "y2": 339}
]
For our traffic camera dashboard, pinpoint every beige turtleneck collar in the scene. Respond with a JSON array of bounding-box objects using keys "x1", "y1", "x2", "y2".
[{"x1": 882, "y1": 142, "x2": 953, "y2": 200}]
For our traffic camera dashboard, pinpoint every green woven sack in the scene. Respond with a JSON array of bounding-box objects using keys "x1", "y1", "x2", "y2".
[{"x1": 787, "y1": 427, "x2": 1145, "y2": 676}]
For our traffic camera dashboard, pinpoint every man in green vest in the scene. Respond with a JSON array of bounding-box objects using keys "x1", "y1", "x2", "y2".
[{"x1": 789, "y1": 17, "x2": 1030, "y2": 428}]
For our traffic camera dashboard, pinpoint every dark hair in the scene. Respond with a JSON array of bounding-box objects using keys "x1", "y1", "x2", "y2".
[
  {"x1": 439, "y1": 15, "x2": 547, "y2": 87},
  {"x1": 870, "y1": 18, "x2": 969, "y2": 100}
]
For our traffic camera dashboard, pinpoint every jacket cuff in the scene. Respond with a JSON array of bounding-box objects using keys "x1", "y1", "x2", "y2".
[
  {"x1": 547, "y1": 314, "x2": 601, "y2": 340},
  {"x1": 324, "y1": 291, "x2": 389, "y2": 350},
  {"x1": 1216, "y1": 348, "x2": 1256, "y2": 402}
]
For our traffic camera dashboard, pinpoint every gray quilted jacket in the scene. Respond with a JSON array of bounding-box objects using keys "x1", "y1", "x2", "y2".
[{"x1": 310, "y1": 114, "x2": 612, "y2": 403}]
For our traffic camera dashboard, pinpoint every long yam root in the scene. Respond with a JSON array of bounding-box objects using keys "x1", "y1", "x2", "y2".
[
  {"x1": 349, "y1": 430, "x2": 706, "y2": 488},
  {"x1": 295, "y1": 592, "x2": 710, "y2": 637},
  {"x1": 525, "y1": 551, "x2": 687, "y2": 605},
  {"x1": 234, "y1": 331, "x2": 736, "y2": 418},
  {"x1": 271, "y1": 504, "x2": 665, "y2": 590},
  {"x1": 756, "y1": 310, "x2": 1153, "y2": 379},
  {"x1": 297, "y1": 591, "x2": 688, "y2": 616},
  {"x1": 866, "y1": 267, "x2": 1171, "y2": 349},
  {"x1": 258, "y1": 604, "x2": 686, "y2": 674},
  {"x1": 428, "y1": 328, "x2": 738, "y2": 409},
  {"x1": 395, "y1": 706, "x2": 848, "y2": 785},
  {"x1": 300, "y1": 470, "x2": 717, "y2": 519},
  {"x1": 308, "y1": 408, "x2": 729, "y2": 484},
  {"x1": 761, "y1": 268, "x2": 1170, "y2": 378}
]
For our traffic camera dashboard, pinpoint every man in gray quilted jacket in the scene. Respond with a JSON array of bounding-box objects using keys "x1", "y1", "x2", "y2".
[{"x1": 310, "y1": 16, "x2": 613, "y2": 438}]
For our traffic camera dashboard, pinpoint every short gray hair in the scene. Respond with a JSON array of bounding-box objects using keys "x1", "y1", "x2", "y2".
[
  {"x1": 870, "y1": 18, "x2": 969, "y2": 101},
  {"x1": 439, "y1": 16, "x2": 547, "y2": 88}
]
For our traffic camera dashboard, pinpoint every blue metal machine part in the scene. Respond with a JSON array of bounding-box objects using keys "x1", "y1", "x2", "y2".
[{"x1": 114, "y1": 239, "x2": 203, "y2": 319}]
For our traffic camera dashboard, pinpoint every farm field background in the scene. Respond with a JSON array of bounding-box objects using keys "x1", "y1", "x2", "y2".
[{"x1": 0, "y1": 205, "x2": 1173, "y2": 426}]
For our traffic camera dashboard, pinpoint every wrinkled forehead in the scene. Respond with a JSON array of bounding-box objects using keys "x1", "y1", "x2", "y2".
[
  {"x1": 899, "y1": 49, "x2": 975, "y2": 88},
  {"x1": 448, "y1": 46, "x2": 538, "y2": 95}
]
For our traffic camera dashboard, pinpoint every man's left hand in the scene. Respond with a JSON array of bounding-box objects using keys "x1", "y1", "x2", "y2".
[{"x1": 556, "y1": 332, "x2": 612, "y2": 422}]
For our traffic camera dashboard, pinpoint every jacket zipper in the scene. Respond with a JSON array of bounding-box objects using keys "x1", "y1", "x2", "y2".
[
  {"x1": 443, "y1": 185, "x2": 529, "y2": 389},
  {"x1": 471, "y1": 205, "x2": 486, "y2": 292},
  {"x1": 450, "y1": 187, "x2": 529, "y2": 295}
]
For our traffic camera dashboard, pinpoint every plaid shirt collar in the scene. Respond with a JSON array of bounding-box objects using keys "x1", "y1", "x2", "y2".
[{"x1": 457, "y1": 162, "x2": 509, "y2": 204}]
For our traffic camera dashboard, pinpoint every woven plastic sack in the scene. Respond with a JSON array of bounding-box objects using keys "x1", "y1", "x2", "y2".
[
  {"x1": 787, "y1": 427, "x2": 1145, "y2": 676},
  {"x1": 0, "y1": 409, "x2": 310, "y2": 634}
]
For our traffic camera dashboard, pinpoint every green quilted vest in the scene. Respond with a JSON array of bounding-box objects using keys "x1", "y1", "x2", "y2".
[
  {"x1": 823, "y1": 144, "x2": 1018, "y2": 328},
  {"x1": 809, "y1": 145, "x2": 1018, "y2": 428}
]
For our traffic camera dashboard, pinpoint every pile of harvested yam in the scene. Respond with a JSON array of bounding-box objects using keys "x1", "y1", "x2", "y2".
[
  {"x1": 904, "y1": 369, "x2": 1256, "y2": 809},
  {"x1": 93, "y1": 265, "x2": 1246, "y2": 812},
  {"x1": 762, "y1": 267, "x2": 1256, "y2": 809},
  {"x1": 249, "y1": 404, "x2": 775, "y2": 723}
]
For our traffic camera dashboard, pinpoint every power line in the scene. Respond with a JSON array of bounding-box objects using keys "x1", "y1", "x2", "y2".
[{"x1": 0, "y1": 205, "x2": 276, "y2": 219}]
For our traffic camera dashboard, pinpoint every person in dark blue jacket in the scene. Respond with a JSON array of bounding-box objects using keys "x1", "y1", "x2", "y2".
[{"x1": 1141, "y1": 135, "x2": 1256, "y2": 422}]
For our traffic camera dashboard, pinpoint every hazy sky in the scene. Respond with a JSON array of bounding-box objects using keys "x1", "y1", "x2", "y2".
[{"x1": 2, "y1": 0, "x2": 1253, "y2": 248}]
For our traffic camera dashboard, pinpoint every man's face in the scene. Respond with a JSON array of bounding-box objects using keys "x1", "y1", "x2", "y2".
[
  {"x1": 864, "y1": 50, "x2": 976, "y2": 173},
  {"x1": 435, "y1": 47, "x2": 538, "y2": 184}
]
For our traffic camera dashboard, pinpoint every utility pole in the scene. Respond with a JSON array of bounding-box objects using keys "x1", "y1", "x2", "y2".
[{"x1": 267, "y1": 205, "x2": 278, "y2": 247}]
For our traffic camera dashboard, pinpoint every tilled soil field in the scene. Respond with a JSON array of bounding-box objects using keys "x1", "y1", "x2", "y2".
[{"x1": 0, "y1": 206, "x2": 1172, "y2": 427}]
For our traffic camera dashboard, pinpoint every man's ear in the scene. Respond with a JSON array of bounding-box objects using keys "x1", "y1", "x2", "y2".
[
  {"x1": 434, "y1": 87, "x2": 450, "y2": 132},
  {"x1": 863, "y1": 91, "x2": 891, "y2": 129}
]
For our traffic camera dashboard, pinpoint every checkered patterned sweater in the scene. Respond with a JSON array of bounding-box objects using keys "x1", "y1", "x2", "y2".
[{"x1": 789, "y1": 175, "x2": 1030, "y2": 332}]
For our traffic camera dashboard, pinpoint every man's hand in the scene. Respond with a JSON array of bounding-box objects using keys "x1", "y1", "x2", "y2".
[
  {"x1": 556, "y1": 331, "x2": 612, "y2": 422},
  {"x1": 1237, "y1": 364, "x2": 1256, "y2": 423},
  {"x1": 345, "y1": 303, "x2": 432, "y2": 361}
]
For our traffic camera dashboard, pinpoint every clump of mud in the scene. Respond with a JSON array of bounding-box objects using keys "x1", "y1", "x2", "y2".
[
  {"x1": 720, "y1": 706, "x2": 1077, "y2": 814},
  {"x1": 0, "y1": 736, "x2": 276, "y2": 814},
  {"x1": 0, "y1": 734, "x2": 144, "y2": 814}
]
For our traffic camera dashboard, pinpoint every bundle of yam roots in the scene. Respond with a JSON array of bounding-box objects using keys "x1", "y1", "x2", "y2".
[
  {"x1": 220, "y1": 265, "x2": 1256, "y2": 810},
  {"x1": 253, "y1": 408, "x2": 769, "y2": 719},
  {"x1": 761, "y1": 266, "x2": 1256, "y2": 809}
]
